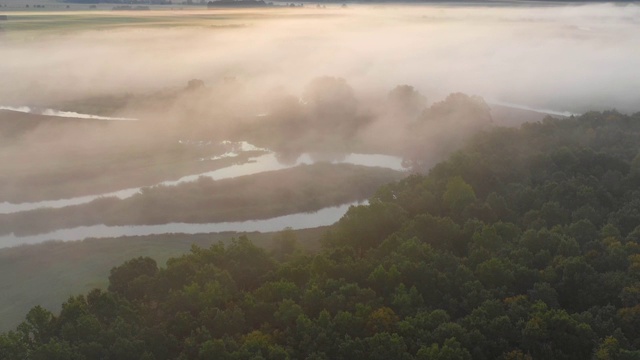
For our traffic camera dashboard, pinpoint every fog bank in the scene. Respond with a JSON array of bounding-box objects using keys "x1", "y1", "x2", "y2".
[{"x1": 1, "y1": 3, "x2": 639, "y2": 114}]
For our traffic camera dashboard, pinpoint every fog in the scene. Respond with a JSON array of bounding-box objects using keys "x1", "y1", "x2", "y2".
[
  {"x1": 3, "y1": 2, "x2": 640, "y2": 343},
  {"x1": 1, "y1": 3, "x2": 639, "y2": 114},
  {"x1": 1, "y1": 2, "x2": 639, "y2": 205},
  {"x1": 0, "y1": 105, "x2": 137, "y2": 120}
]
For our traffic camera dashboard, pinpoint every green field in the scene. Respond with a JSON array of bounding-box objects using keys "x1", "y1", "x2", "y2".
[
  {"x1": 4, "y1": 12, "x2": 231, "y2": 30},
  {"x1": 0, "y1": 8, "x2": 341, "y2": 34}
]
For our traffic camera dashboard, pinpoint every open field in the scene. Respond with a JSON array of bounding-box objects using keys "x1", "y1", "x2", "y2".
[
  {"x1": 1, "y1": 11, "x2": 241, "y2": 32},
  {"x1": 0, "y1": 8, "x2": 343, "y2": 34}
]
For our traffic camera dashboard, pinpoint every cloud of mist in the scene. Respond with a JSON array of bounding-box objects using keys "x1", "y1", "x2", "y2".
[
  {"x1": 0, "y1": 3, "x2": 639, "y2": 114},
  {"x1": 1, "y1": 3, "x2": 639, "y2": 204}
]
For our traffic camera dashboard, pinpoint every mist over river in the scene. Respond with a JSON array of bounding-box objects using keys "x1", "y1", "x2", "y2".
[{"x1": 2, "y1": 1, "x2": 639, "y2": 248}]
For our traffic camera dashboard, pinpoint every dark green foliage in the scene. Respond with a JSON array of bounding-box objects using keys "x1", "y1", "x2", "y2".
[
  {"x1": 108, "y1": 257, "x2": 159, "y2": 301},
  {"x1": 3, "y1": 111, "x2": 640, "y2": 359}
]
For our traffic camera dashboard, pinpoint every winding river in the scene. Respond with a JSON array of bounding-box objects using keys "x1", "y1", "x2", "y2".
[
  {"x1": 0, "y1": 151, "x2": 405, "y2": 214},
  {"x1": 0, "y1": 105, "x2": 138, "y2": 121},
  {"x1": 0, "y1": 99, "x2": 575, "y2": 248},
  {"x1": 0, "y1": 201, "x2": 364, "y2": 248},
  {"x1": 0, "y1": 98, "x2": 578, "y2": 248},
  {"x1": 0, "y1": 139, "x2": 403, "y2": 248}
]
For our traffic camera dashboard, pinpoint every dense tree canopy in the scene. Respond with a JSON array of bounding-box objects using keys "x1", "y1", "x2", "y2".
[{"x1": 2, "y1": 111, "x2": 640, "y2": 359}]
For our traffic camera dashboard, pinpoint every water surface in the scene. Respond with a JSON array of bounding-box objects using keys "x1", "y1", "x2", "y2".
[
  {"x1": 0, "y1": 201, "x2": 364, "y2": 248},
  {"x1": 0, "y1": 151, "x2": 404, "y2": 214}
]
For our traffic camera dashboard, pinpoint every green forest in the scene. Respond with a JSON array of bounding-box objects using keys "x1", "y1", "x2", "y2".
[{"x1": 2, "y1": 110, "x2": 640, "y2": 359}]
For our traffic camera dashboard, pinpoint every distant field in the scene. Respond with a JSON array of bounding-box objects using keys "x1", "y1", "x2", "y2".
[
  {"x1": 0, "y1": 7, "x2": 339, "y2": 34},
  {"x1": 0, "y1": 11, "x2": 247, "y2": 32}
]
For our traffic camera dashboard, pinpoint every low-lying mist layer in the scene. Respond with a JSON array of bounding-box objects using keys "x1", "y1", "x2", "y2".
[
  {"x1": 1, "y1": 3, "x2": 639, "y2": 113},
  {"x1": 1, "y1": 3, "x2": 638, "y2": 227},
  {"x1": 0, "y1": 81, "x2": 493, "y2": 204}
]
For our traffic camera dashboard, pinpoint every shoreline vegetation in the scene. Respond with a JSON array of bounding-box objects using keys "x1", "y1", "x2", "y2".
[{"x1": 0, "y1": 163, "x2": 404, "y2": 236}]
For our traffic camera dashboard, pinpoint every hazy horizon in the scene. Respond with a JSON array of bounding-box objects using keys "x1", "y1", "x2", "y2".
[{"x1": 1, "y1": 3, "x2": 639, "y2": 115}]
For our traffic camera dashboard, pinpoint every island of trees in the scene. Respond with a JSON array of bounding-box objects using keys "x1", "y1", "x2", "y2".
[{"x1": 2, "y1": 110, "x2": 640, "y2": 359}]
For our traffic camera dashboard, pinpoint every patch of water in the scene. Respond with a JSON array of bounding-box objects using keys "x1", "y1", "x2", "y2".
[
  {"x1": 0, "y1": 201, "x2": 366, "y2": 248},
  {"x1": 0, "y1": 146, "x2": 405, "y2": 214},
  {"x1": 0, "y1": 105, "x2": 138, "y2": 121},
  {"x1": 488, "y1": 100, "x2": 579, "y2": 117}
]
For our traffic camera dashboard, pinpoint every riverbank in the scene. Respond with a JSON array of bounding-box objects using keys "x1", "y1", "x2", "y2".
[{"x1": 0, "y1": 163, "x2": 403, "y2": 243}]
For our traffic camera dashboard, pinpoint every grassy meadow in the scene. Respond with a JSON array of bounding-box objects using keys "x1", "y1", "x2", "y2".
[{"x1": 0, "y1": 7, "x2": 342, "y2": 35}]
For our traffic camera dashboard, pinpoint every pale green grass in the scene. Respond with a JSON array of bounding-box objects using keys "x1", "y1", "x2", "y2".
[
  {"x1": 0, "y1": 8, "x2": 338, "y2": 35},
  {"x1": 1, "y1": 11, "x2": 250, "y2": 33}
]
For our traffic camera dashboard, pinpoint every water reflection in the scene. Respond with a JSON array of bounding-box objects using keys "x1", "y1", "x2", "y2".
[
  {"x1": 0, "y1": 201, "x2": 365, "y2": 248},
  {"x1": 0, "y1": 105, "x2": 137, "y2": 121},
  {"x1": 0, "y1": 150, "x2": 405, "y2": 214}
]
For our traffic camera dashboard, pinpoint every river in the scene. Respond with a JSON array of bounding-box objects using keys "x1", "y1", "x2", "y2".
[
  {"x1": 0, "y1": 105, "x2": 138, "y2": 121},
  {"x1": 0, "y1": 148, "x2": 405, "y2": 214},
  {"x1": 0, "y1": 201, "x2": 364, "y2": 248},
  {"x1": 0, "y1": 139, "x2": 400, "y2": 248}
]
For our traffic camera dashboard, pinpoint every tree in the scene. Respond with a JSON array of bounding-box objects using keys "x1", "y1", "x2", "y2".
[
  {"x1": 108, "y1": 257, "x2": 158, "y2": 301},
  {"x1": 186, "y1": 79, "x2": 205, "y2": 91},
  {"x1": 301, "y1": 76, "x2": 364, "y2": 142},
  {"x1": 17, "y1": 306, "x2": 54, "y2": 345},
  {"x1": 387, "y1": 85, "x2": 427, "y2": 120},
  {"x1": 416, "y1": 338, "x2": 471, "y2": 360},
  {"x1": 630, "y1": 153, "x2": 640, "y2": 177},
  {"x1": 327, "y1": 202, "x2": 407, "y2": 253},
  {"x1": 271, "y1": 228, "x2": 299, "y2": 261},
  {"x1": 443, "y1": 176, "x2": 476, "y2": 213},
  {"x1": 302, "y1": 76, "x2": 357, "y2": 121}
]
